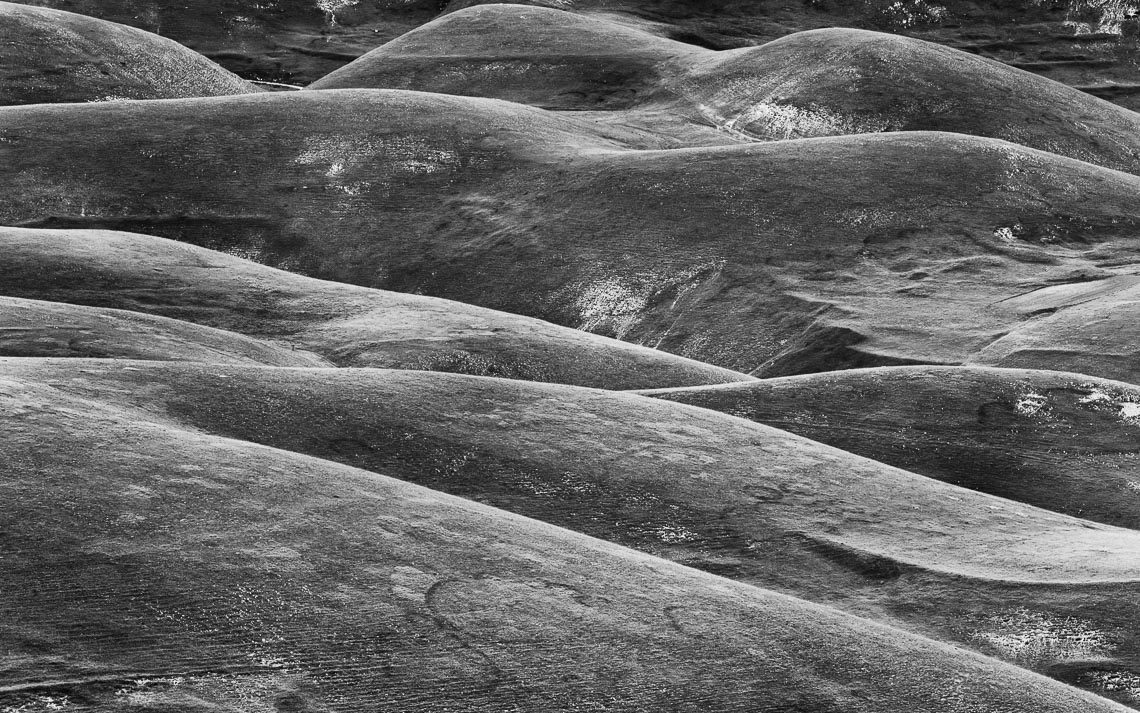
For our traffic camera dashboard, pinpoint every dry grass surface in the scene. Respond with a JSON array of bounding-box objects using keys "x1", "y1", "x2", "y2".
[
  {"x1": 0, "y1": 359, "x2": 1136, "y2": 712},
  {"x1": 6, "y1": 2, "x2": 1140, "y2": 711}
]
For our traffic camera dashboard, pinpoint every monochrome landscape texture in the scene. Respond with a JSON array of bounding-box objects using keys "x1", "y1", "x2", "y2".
[{"x1": 4, "y1": 1, "x2": 1140, "y2": 711}]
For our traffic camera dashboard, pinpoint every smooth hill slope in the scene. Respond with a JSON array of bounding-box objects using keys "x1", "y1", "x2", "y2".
[
  {"x1": 22, "y1": 0, "x2": 1140, "y2": 106},
  {"x1": 443, "y1": 0, "x2": 1140, "y2": 111},
  {"x1": 0, "y1": 1, "x2": 260, "y2": 105},
  {"x1": 643, "y1": 366, "x2": 1140, "y2": 528},
  {"x1": 6, "y1": 359, "x2": 1140, "y2": 706},
  {"x1": 18, "y1": 360, "x2": 1137, "y2": 584},
  {"x1": 4, "y1": 367, "x2": 1130, "y2": 713},
  {"x1": 675, "y1": 28, "x2": 1140, "y2": 174},
  {"x1": 4, "y1": 92, "x2": 1140, "y2": 375},
  {"x1": 312, "y1": 7, "x2": 1140, "y2": 177},
  {"x1": 0, "y1": 227, "x2": 751, "y2": 388},
  {"x1": 0, "y1": 295, "x2": 328, "y2": 366},
  {"x1": 308, "y1": 4, "x2": 704, "y2": 109}
]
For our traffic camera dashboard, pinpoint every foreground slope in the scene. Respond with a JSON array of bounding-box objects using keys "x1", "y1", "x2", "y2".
[
  {"x1": 16, "y1": 361, "x2": 1134, "y2": 584},
  {"x1": 643, "y1": 366, "x2": 1140, "y2": 529},
  {"x1": 7, "y1": 359, "x2": 1140, "y2": 705},
  {"x1": 5, "y1": 364, "x2": 1128, "y2": 713},
  {"x1": 0, "y1": 1, "x2": 260, "y2": 105},
  {"x1": 4, "y1": 92, "x2": 1140, "y2": 375},
  {"x1": 0, "y1": 227, "x2": 749, "y2": 388}
]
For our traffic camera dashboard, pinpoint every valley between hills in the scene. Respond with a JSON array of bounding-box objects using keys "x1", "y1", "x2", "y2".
[{"x1": 4, "y1": 1, "x2": 1140, "y2": 711}]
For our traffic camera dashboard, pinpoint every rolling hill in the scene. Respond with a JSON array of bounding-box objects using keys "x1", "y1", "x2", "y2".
[
  {"x1": 6, "y1": 360, "x2": 1140, "y2": 707},
  {"x1": 0, "y1": 1, "x2": 260, "y2": 105},
  {"x1": 0, "y1": 295, "x2": 328, "y2": 366},
  {"x1": 0, "y1": 227, "x2": 750, "y2": 388},
  {"x1": 6, "y1": 1, "x2": 1140, "y2": 710},
  {"x1": 308, "y1": 4, "x2": 703, "y2": 109},
  {"x1": 313, "y1": 6, "x2": 1140, "y2": 176},
  {"x1": 643, "y1": 365, "x2": 1140, "y2": 528},
  {"x1": 4, "y1": 92, "x2": 1139, "y2": 375},
  {"x1": 5, "y1": 359, "x2": 1140, "y2": 705},
  {"x1": 7, "y1": 361, "x2": 1131, "y2": 713}
]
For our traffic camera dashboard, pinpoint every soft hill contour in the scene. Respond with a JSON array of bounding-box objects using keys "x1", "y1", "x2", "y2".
[
  {"x1": 675, "y1": 28, "x2": 1140, "y2": 175},
  {"x1": 4, "y1": 93, "x2": 1140, "y2": 375},
  {"x1": 0, "y1": 227, "x2": 750, "y2": 388},
  {"x1": 311, "y1": 7, "x2": 1140, "y2": 177},
  {"x1": 0, "y1": 1, "x2": 260, "y2": 106},
  {"x1": 642, "y1": 366, "x2": 1140, "y2": 529},
  {"x1": 308, "y1": 4, "x2": 703, "y2": 109},
  {"x1": 6, "y1": 358, "x2": 1140, "y2": 707}
]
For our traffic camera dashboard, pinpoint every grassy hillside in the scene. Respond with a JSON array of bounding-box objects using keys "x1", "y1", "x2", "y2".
[
  {"x1": 644, "y1": 366, "x2": 1140, "y2": 528},
  {"x1": 0, "y1": 227, "x2": 750, "y2": 388},
  {"x1": 4, "y1": 93, "x2": 1140, "y2": 375},
  {"x1": 0, "y1": 1, "x2": 260, "y2": 105}
]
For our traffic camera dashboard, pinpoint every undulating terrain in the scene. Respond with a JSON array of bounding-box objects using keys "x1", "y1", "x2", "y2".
[{"x1": 4, "y1": 2, "x2": 1140, "y2": 712}]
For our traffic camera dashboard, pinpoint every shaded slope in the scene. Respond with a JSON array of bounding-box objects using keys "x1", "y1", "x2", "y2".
[
  {"x1": 7, "y1": 359, "x2": 1140, "y2": 706},
  {"x1": 308, "y1": 4, "x2": 703, "y2": 109},
  {"x1": 642, "y1": 366, "x2": 1140, "y2": 529},
  {"x1": 4, "y1": 94, "x2": 1140, "y2": 375},
  {"x1": 5, "y1": 370, "x2": 1130, "y2": 713},
  {"x1": 0, "y1": 227, "x2": 750, "y2": 388},
  {"x1": 0, "y1": 1, "x2": 260, "y2": 105},
  {"x1": 0, "y1": 295, "x2": 327, "y2": 366}
]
